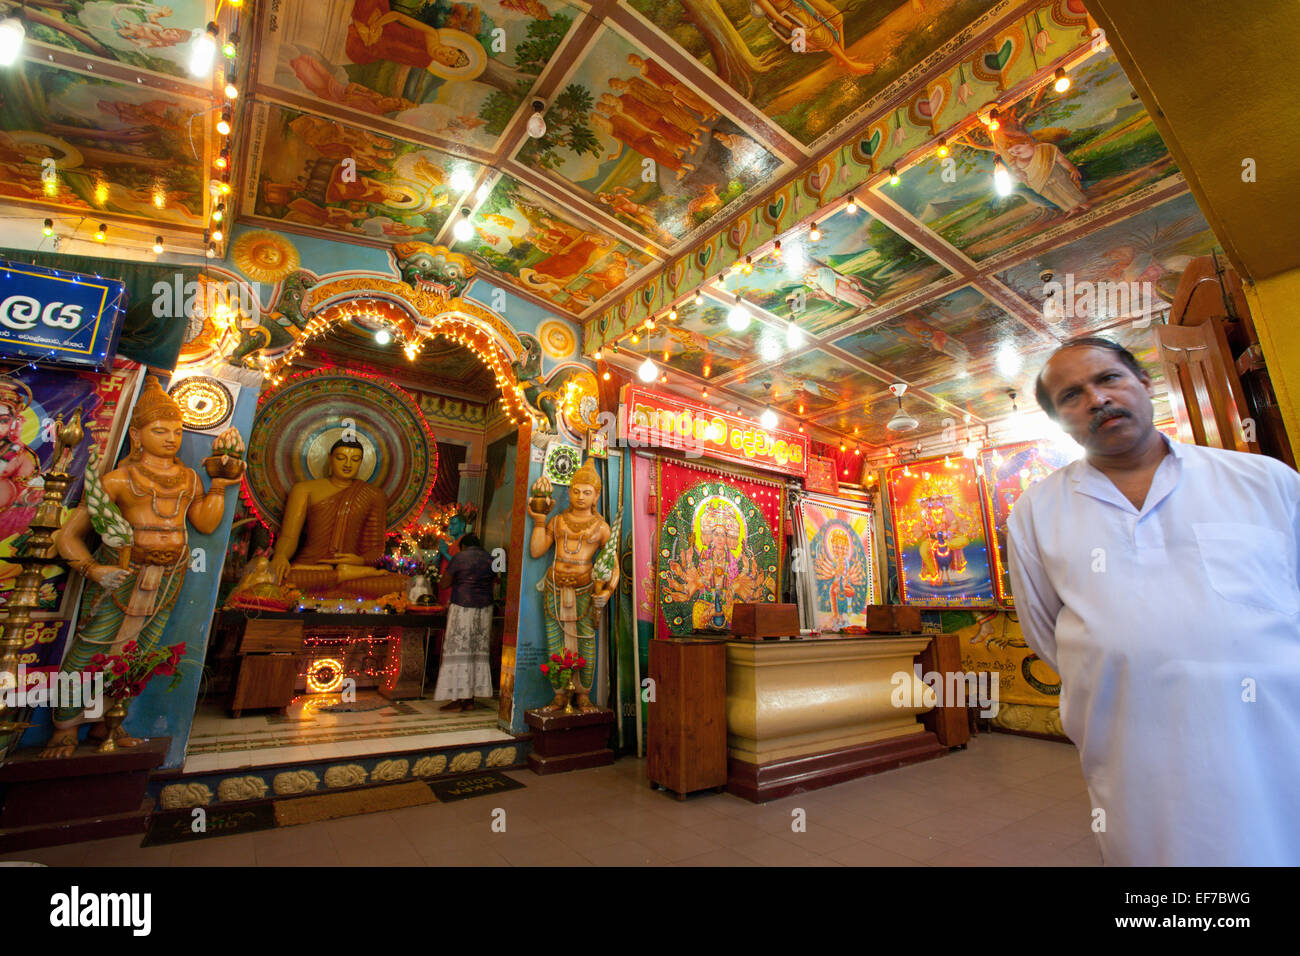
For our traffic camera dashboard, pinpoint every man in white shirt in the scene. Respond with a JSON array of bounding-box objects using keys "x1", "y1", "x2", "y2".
[{"x1": 1007, "y1": 336, "x2": 1300, "y2": 866}]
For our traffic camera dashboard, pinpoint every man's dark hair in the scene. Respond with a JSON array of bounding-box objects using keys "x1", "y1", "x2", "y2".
[
  {"x1": 458, "y1": 532, "x2": 482, "y2": 550},
  {"x1": 328, "y1": 438, "x2": 365, "y2": 457},
  {"x1": 1034, "y1": 336, "x2": 1147, "y2": 419}
]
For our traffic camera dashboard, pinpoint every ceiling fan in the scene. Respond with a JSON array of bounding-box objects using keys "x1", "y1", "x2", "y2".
[{"x1": 887, "y1": 383, "x2": 918, "y2": 432}]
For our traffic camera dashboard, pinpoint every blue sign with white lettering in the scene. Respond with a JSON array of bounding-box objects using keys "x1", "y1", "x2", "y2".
[{"x1": 0, "y1": 260, "x2": 126, "y2": 370}]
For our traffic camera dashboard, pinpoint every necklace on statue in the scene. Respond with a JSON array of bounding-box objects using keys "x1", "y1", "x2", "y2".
[
  {"x1": 126, "y1": 469, "x2": 192, "y2": 520},
  {"x1": 132, "y1": 462, "x2": 185, "y2": 489}
]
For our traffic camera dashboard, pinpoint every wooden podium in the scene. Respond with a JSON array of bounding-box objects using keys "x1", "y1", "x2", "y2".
[{"x1": 647, "y1": 638, "x2": 727, "y2": 798}]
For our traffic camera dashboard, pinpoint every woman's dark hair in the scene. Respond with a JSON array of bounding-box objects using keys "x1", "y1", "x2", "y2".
[
  {"x1": 458, "y1": 532, "x2": 482, "y2": 550},
  {"x1": 329, "y1": 438, "x2": 365, "y2": 457},
  {"x1": 1034, "y1": 336, "x2": 1147, "y2": 419}
]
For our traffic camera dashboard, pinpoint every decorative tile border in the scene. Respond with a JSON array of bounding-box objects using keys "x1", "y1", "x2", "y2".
[{"x1": 151, "y1": 739, "x2": 532, "y2": 809}]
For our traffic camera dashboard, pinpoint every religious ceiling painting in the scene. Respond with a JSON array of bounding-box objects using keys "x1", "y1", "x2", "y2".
[
  {"x1": 726, "y1": 205, "x2": 952, "y2": 336},
  {"x1": 727, "y1": 348, "x2": 888, "y2": 419},
  {"x1": 813, "y1": 391, "x2": 927, "y2": 447},
  {"x1": 523, "y1": 25, "x2": 784, "y2": 246},
  {"x1": 917, "y1": 356, "x2": 1048, "y2": 424},
  {"x1": 977, "y1": 440, "x2": 1074, "y2": 606},
  {"x1": 830, "y1": 285, "x2": 1046, "y2": 387},
  {"x1": 625, "y1": 0, "x2": 1001, "y2": 145},
  {"x1": 259, "y1": 0, "x2": 580, "y2": 152},
  {"x1": 887, "y1": 52, "x2": 1178, "y2": 262},
  {"x1": 0, "y1": 60, "x2": 209, "y2": 225},
  {"x1": 640, "y1": 292, "x2": 764, "y2": 381},
  {"x1": 886, "y1": 456, "x2": 994, "y2": 607},
  {"x1": 467, "y1": 174, "x2": 654, "y2": 315},
  {"x1": 995, "y1": 191, "x2": 1222, "y2": 337},
  {"x1": 654, "y1": 459, "x2": 782, "y2": 637},
  {"x1": 796, "y1": 496, "x2": 878, "y2": 631},
  {"x1": 246, "y1": 102, "x2": 469, "y2": 242},
  {"x1": 10, "y1": 0, "x2": 212, "y2": 77}
]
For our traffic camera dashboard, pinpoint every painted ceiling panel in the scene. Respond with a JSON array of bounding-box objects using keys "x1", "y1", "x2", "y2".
[
  {"x1": 0, "y1": 60, "x2": 209, "y2": 226},
  {"x1": 886, "y1": 54, "x2": 1178, "y2": 261},
  {"x1": 623, "y1": 0, "x2": 1001, "y2": 145},
  {"x1": 831, "y1": 285, "x2": 1045, "y2": 386},
  {"x1": 19, "y1": 0, "x2": 213, "y2": 79},
  {"x1": 257, "y1": 0, "x2": 582, "y2": 151},
  {"x1": 640, "y1": 292, "x2": 765, "y2": 380},
  {"x1": 722, "y1": 205, "x2": 952, "y2": 335},
  {"x1": 245, "y1": 102, "x2": 470, "y2": 240},
  {"x1": 995, "y1": 190, "x2": 1222, "y2": 335},
  {"x1": 471, "y1": 174, "x2": 655, "y2": 315},
  {"x1": 726, "y1": 348, "x2": 890, "y2": 418},
  {"x1": 517, "y1": 26, "x2": 784, "y2": 246}
]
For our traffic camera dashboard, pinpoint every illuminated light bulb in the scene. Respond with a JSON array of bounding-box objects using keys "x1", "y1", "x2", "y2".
[
  {"x1": 214, "y1": 150, "x2": 229, "y2": 171},
  {"x1": 888, "y1": 166, "x2": 899, "y2": 186},
  {"x1": 216, "y1": 106, "x2": 232, "y2": 136},
  {"x1": 773, "y1": 239, "x2": 782, "y2": 258},
  {"x1": 798, "y1": 424, "x2": 804, "y2": 433},
  {"x1": 760, "y1": 407, "x2": 777, "y2": 430},
  {"x1": 668, "y1": 308, "x2": 677, "y2": 321},
  {"x1": 153, "y1": 236, "x2": 163, "y2": 254},
  {"x1": 206, "y1": 244, "x2": 216, "y2": 259},
  {"x1": 189, "y1": 21, "x2": 218, "y2": 77},
  {"x1": 212, "y1": 203, "x2": 224, "y2": 222},
  {"x1": 694, "y1": 290, "x2": 703, "y2": 306},
  {"x1": 638, "y1": 357, "x2": 657, "y2": 382},
  {"x1": 42, "y1": 218, "x2": 53, "y2": 237},
  {"x1": 854, "y1": 448, "x2": 861, "y2": 455},
  {"x1": 759, "y1": 336, "x2": 780, "y2": 362},
  {"x1": 936, "y1": 139, "x2": 949, "y2": 158},
  {"x1": 988, "y1": 109, "x2": 1000, "y2": 131},
  {"x1": 224, "y1": 74, "x2": 238, "y2": 100},
  {"x1": 0, "y1": 17, "x2": 24, "y2": 66},
  {"x1": 94, "y1": 223, "x2": 106, "y2": 242},
  {"x1": 786, "y1": 322, "x2": 803, "y2": 349},
  {"x1": 222, "y1": 35, "x2": 238, "y2": 59},
  {"x1": 449, "y1": 167, "x2": 473, "y2": 192},
  {"x1": 996, "y1": 342, "x2": 1023, "y2": 375},
  {"x1": 963, "y1": 439, "x2": 978, "y2": 459},
  {"x1": 645, "y1": 316, "x2": 655, "y2": 330},
  {"x1": 219, "y1": 178, "x2": 232, "y2": 195},
  {"x1": 727, "y1": 297, "x2": 749, "y2": 332},
  {"x1": 453, "y1": 207, "x2": 473, "y2": 241},
  {"x1": 375, "y1": 328, "x2": 391, "y2": 345},
  {"x1": 702, "y1": 388, "x2": 708, "y2": 399},
  {"x1": 840, "y1": 442, "x2": 846, "y2": 452},
  {"x1": 630, "y1": 333, "x2": 639, "y2": 344},
  {"x1": 527, "y1": 101, "x2": 547, "y2": 138},
  {"x1": 1053, "y1": 67, "x2": 1070, "y2": 93},
  {"x1": 592, "y1": 348, "x2": 602, "y2": 360},
  {"x1": 660, "y1": 373, "x2": 667, "y2": 383},
  {"x1": 743, "y1": 255, "x2": 753, "y2": 275},
  {"x1": 808, "y1": 221, "x2": 821, "y2": 242},
  {"x1": 602, "y1": 371, "x2": 611, "y2": 381},
  {"x1": 211, "y1": 227, "x2": 224, "y2": 243},
  {"x1": 993, "y1": 162, "x2": 1013, "y2": 197},
  {"x1": 845, "y1": 194, "x2": 858, "y2": 214}
]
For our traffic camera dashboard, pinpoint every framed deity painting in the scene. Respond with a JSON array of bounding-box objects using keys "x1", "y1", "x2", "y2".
[{"x1": 795, "y1": 495, "x2": 877, "y2": 632}]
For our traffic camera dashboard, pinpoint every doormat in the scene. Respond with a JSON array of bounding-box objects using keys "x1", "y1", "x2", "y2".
[
  {"x1": 142, "y1": 801, "x2": 278, "y2": 846},
  {"x1": 274, "y1": 781, "x2": 435, "y2": 827},
  {"x1": 426, "y1": 772, "x2": 525, "y2": 803}
]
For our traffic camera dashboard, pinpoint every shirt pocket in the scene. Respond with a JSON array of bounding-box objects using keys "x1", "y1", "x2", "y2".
[{"x1": 1192, "y1": 522, "x2": 1299, "y2": 615}]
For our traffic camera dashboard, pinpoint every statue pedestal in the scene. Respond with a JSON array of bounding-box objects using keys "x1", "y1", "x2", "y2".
[
  {"x1": 0, "y1": 737, "x2": 169, "y2": 852},
  {"x1": 525, "y1": 708, "x2": 614, "y2": 775}
]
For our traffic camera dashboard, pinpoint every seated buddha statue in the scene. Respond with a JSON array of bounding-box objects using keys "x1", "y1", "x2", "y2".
[{"x1": 268, "y1": 438, "x2": 408, "y2": 600}]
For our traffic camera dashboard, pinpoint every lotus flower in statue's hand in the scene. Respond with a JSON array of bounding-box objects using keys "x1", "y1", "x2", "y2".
[{"x1": 204, "y1": 427, "x2": 247, "y2": 480}]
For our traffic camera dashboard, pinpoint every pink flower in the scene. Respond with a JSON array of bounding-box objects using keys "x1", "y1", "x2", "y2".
[
  {"x1": 1034, "y1": 29, "x2": 1051, "y2": 54},
  {"x1": 540, "y1": 664, "x2": 549, "y2": 675},
  {"x1": 892, "y1": 125, "x2": 907, "y2": 147},
  {"x1": 957, "y1": 81, "x2": 972, "y2": 104}
]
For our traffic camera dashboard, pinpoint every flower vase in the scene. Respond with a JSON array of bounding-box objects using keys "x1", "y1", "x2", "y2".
[
  {"x1": 562, "y1": 675, "x2": 578, "y2": 715},
  {"x1": 98, "y1": 697, "x2": 129, "y2": 753}
]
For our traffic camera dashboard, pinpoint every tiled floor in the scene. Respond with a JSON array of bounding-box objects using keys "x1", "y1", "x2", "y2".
[
  {"x1": 2, "y1": 732, "x2": 1101, "y2": 867},
  {"x1": 183, "y1": 693, "x2": 512, "y2": 772}
]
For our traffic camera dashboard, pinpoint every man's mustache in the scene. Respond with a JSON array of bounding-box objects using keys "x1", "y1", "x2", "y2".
[{"x1": 1089, "y1": 406, "x2": 1131, "y2": 432}]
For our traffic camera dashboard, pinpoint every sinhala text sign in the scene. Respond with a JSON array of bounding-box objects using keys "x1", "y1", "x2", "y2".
[{"x1": 0, "y1": 260, "x2": 126, "y2": 370}]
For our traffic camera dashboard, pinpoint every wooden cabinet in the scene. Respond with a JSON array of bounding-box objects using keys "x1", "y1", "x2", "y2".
[
  {"x1": 647, "y1": 638, "x2": 727, "y2": 798},
  {"x1": 230, "y1": 619, "x2": 304, "y2": 717}
]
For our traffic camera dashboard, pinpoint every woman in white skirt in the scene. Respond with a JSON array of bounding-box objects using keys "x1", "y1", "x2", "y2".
[{"x1": 433, "y1": 533, "x2": 497, "y2": 711}]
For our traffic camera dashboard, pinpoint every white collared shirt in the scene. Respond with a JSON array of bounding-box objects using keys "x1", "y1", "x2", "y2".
[{"x1": 1007, "y1": 437, "x2": 1300, "y2": 865}]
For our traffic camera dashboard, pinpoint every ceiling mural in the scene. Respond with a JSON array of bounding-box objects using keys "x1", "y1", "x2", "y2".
[
  {"x1": 624, "y1": 0, "x2": 1001, "y2": 144},
  {"x1": 830, "y1": 286, "x2": 1047, "y2": 385},
  {"x1": 468, "y1": 174, "x2": 654, "y2": 314},
  {"x1": 247, "y1": 102, "x2": 470, "y2": 240},
  {"x1": 635, "y1": 292, "x2": 764, "y2": 381},
  {"x1": 727, "y1": 348, "x2": 890, "y2": 418},
  {"x1": 3, "y1": 0, "x2": 211, "y2": 77},
  {"x1": 0, "y1": 60, "x2": 209, "y2": 225},
  {"x1": 887, "y1": 54, "x2": 1178, "y2": 261},
  {"x1": 721, "y1": 203, "x2": 952, "y2": 335},
  {"x1": 520, "y1": 26, "x2": 784, "y2": 246},
  {"x1": 995, "y1": 190, "x2": 1224, "y2": 335},
  {"x1": 259, "y1": 0, "x2": 581, "y2": 151}
]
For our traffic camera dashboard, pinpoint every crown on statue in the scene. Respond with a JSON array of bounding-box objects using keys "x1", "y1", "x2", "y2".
[
  {"x1": 130, "y1": 375, "x2": 183, "y2": 429},
  {"x1": 571, "y1": 457, "x2": 601, "y2": 497}
]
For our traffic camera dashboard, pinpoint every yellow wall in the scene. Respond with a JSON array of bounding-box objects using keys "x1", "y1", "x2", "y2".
[{"x1": 1244, "y1": 270, "x2": 1300, "y2": 465}]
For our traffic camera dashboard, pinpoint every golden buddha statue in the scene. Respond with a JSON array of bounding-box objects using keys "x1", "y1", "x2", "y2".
[{"x1": 268, "y1": 438, "x2": 407, "y2": 600}]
